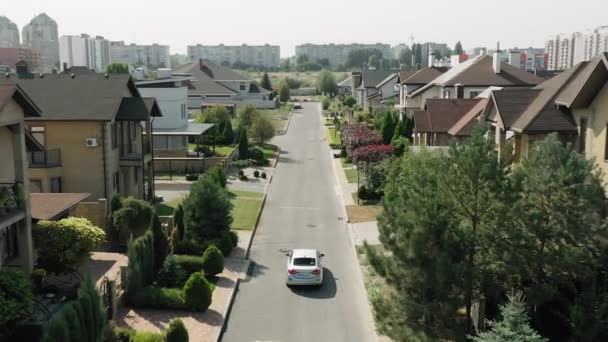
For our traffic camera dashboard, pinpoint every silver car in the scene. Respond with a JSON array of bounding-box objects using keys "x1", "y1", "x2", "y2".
[{"x1": 285, "y1": 249, "x2": 324, "y2": 286}]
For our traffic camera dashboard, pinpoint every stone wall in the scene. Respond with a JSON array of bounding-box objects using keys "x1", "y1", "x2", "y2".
[{"x1": 72, "y1": 198, "x2": 108, "y2": 229}]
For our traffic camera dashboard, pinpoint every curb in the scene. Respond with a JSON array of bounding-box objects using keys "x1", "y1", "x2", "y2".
[
  {"x1": 215, "y1": 278, "x2": 240, "y2": 342},
  {"x1": 276, "y1": 110, "x2": 294, "y2": 136}
]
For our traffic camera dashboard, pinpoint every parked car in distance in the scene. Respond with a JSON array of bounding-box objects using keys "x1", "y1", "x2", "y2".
[
  {"x1": 286, "y1": 249, "x2": 324, "y2": 286},
  {"x1": 293, "y1": 102, "x2": 303, "y2": 109}
]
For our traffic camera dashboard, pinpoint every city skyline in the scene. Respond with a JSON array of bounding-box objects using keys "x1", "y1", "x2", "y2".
[{"x1": 2, "y1": 0, "x2": 607, "y2": 58}]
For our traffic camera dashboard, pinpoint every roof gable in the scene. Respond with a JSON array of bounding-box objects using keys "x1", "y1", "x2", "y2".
[
  {"x1": 415, "y1": 98, "x2": 481, "y2": 133},
  {"x1": 554, "y1": 56, "x2": 608, "y2": 108},
  {"x1": 173, "y1": 63, "x2": 237, "y2": 96},
  {"x1": 0, "y1": 83, "x2": 41, "y2": 117}
]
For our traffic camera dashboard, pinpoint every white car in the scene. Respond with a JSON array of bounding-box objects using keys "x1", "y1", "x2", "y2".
[
  {"x1": 285, "y1": 249, "x2": 324, "y2": 286},
  {"x1": 293, "y1": 103, "x2": 303, "y2": 109}
]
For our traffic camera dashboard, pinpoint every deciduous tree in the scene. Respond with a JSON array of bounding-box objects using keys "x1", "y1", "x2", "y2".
[
  {"x1": 250, "y1": 116, "x2": 275, "y2": 144},
  {"x1": 106, "y1": 62, "x2": 129, "y2": 74}
]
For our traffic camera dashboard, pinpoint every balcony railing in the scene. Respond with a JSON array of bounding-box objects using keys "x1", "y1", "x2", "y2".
[
  {"x1": 120, "y1": 144, "x2": 142, "y2": 161},
  {"x1": 28, "y1": 149, "x2": 62, "y2": 168},
  {"x1": 0, "y1": 182, "x2": 24, "y2": 220}
]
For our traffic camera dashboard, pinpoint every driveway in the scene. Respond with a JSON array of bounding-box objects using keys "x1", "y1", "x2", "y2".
[{"x1": 222, "y1": 103, "x2": 377, "y2": 341}]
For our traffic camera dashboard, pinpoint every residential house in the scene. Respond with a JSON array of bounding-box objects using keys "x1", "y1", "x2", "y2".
[
  {"x1": 337, "y1": 76, "x2": 353, "y2": 96},
  {"x1": 396, "y1": 67, "x2": 447, "y2": 115},
  {"x1": 554, "y1": 53, "x2": 608, "y2": 189},
  {"x1": 403, "y1": 54, "x2": 543, "y2": 117},
  {"x1": 353, "y1": 70, "x2": 394, "y2": 111},
  {"x1": 413, "y1": 98, "x2": 481, "y2": 146},
  {"x1": 0, "y1": 83, "x2": 41, "y2": 272},
  {"x1": 173, "y1": 59, "x2": 273, "y2": 111},
  {"x1": 368, "y1": 73, "x2": 400, "y2": 109},
  {"x1": 2, "y1": 70, "x2": 162, "y2": 203}
]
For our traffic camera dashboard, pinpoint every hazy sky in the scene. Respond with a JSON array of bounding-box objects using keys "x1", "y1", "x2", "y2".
[{"x1": 3, "y1": 0, "x2": 607, "y2": 57}]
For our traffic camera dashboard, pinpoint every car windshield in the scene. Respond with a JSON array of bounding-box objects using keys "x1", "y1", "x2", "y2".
[{"x1": 293, "y1": 257, "x2": 316, "y2": 266}]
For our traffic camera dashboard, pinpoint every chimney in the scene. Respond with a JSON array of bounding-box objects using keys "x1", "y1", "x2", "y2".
[
  {"x1": 493, "y1": 52, "x2": 501, "y2": 74},
  {"x1": 428, "y1": 52, "x2": 435, "y2": 67},
  {"x1": 455, "y1": 83, "x2": 464, "y2": 99}
]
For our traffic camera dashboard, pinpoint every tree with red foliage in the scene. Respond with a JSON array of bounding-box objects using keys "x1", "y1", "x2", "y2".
[{"x1": 352, "y1": 144, "x2": 394, "y2": 163}]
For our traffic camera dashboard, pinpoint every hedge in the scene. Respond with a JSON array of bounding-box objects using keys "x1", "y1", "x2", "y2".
[
  {"x1": 166, "y1": 319, "x2": 188, "y2": 342},
  {"x1": 201, "y1": 245, "x2": 224, "y2": 277},
  {"x1": 126, "y1": 230, "x2": 155, "y2": 299},
  {"x1": 173, "y1": 255, "x2": 205, "y2": 278},
  {"x1": 127, "y1": 287, "x2": 187, "y2": 311}
]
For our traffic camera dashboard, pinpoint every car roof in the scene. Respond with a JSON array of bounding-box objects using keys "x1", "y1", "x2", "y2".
[{"x1": 291, "y1": 249, "x2": 318, "y2": 258}]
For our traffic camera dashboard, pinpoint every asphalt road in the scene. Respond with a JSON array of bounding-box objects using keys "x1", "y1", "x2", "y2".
[{"x1": 222, "y1": 103, "x2": 377, "y2": 342}]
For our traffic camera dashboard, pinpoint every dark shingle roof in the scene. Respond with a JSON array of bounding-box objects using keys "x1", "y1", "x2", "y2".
[
  {"x1": 248, "y1": 82, "x2": 271, "y2": 94},
  {"x1": 338, "y1": 77, "x2": 353, "y2": 87},
  {"x1": 30, "y1": 193, "x2": 91, "y2": 220},
  {"x1": 173, "y1": 63, "x2": 237, "y2": 96},
  {"x1": 402, "y1": 67, "x2": 447, "y2": 85},
  {"x1": 491, "y1": 88, "x2": 541, "y2": 128},
  {"x1": 448, "y1": 98, "x2": 489, "y2": 136},
  {"x1": 115, "y1": 97, "x2": 158, "y2": 121},
  {"x1": 444, "y1": 56, "x2": 543, "y2": 86},
  {"x1": 2, "y1": 74, "x2": 138, "y2": 121},
  {"x1": 358, "y1": 71, "x2": 394, "y2": 88},
  {"x1": 415, "y1": 98, "x2": 481, "y2": 133},
  {"x1": 199, "y1": 60, "x2": 248, "y2": 81},
  {"x1": 142, "y1": 98, "x2": 163, "y2": 117},
  {"x1": 0, "y1": 83, "x2": 42, "y2": 117}
]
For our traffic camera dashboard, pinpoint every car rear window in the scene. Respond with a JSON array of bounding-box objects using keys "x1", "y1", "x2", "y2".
[{"x1": 293, "y1": 257, "x2": 316, "y2": 266}]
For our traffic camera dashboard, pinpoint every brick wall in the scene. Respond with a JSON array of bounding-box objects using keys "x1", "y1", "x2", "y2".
[{"x1": 72, "y1": 198, "x2": 108, "y2": 229}]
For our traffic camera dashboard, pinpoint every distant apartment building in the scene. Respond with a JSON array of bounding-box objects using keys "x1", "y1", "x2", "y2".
[
  {"x1": 59, "y1": 34, "x2": 110, "y2": 72},
  {"x1": 187, "y1": 44, "x2": 280, "y2": 68},
  {"x1": 22, "y1": 13, "x2": 60, "y2": 72},
  {"x1": 584, "y1": 26, "x2": 608, "y2": 61},
  {"x1": 295, "y1": 43, "x2": 392, "y2": 68},
  {"x1": 520, "y1": 48, "x2": 547, "y2": 72},
  {"x1": 0, "y1": 48, "x2": 41, "y2": 71},
  {"x1": 110, "y1": 42, "x2": 171, "y2": 69},
  {"x1": 392, "y1": 44, "x2": 409, "y2": 59},
  {"x1": 0, "y1": 16, "x2": 20, "y2": 48},
  {"x1": 546, "y1": 32, "x2": 587, "y2": 70}
]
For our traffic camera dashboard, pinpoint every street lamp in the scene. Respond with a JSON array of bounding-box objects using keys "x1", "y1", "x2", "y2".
[{"x1": 356, "y1": 160, "x2": 360, "y2": 205}]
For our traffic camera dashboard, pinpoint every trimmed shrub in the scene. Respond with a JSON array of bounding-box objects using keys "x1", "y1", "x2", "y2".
[
  {"x1": 33, "y1": 217, "x2": 106, "y2": 274},
  {"x1": 173, "y1": 255, "x2": 205, "y2": 278},
  {"x1": 173, "y1": 239, "x2": 205, "y2": 256},
  {"x1": 151, "y1": 214, "x2": 169, "y2": 273},
  {"x1": 248, "y1": 146, "x2": 265, "y2": 162},
  {"x1": 185, "y1": 174, "x2": 198, "y2": 182},
  {"x1": 228, "y1": 231, "x2": 239, "y2": 247},
  {"x1": 112, "y1": 197, "x2": 154, "y2": 237},
  {"x1": 133, "y1": 332, "x2": 167, "y2": 342},
  {"x1": 0, "y1": 268, "x2": 32, "y2": 327},
  {"x1": 166, "y1": 319, "x2": 189, "y2": 342},
  {"x1": 182, "y1": 273, "x2": 212, "y2": 312},
  {"x1": 238, "y1": 170, "x2": 244, "y2": 177},
  {"x1": 79, "y1": 292, "x2": 94, "y2": 341},
  {"x1": 183, "y1": 175, "x2": 233, "y2": 242},
  {"x1": 261, "y1": 172, "x2": 267, "y2": 179},
  {"x1": 157, "y1": 255, "x2": 186, "y2": 288},
  {"x1": 128, "y1": 287, "x2": 186, "y2": 311},
  {"x1": 45, "y1": 314, "x2": 69, "y2": 342},
  {"x1": 202, "y1": 245, "x2": 225, "y2": 277},
  {"x1": 215, "y1": 233, "x2": 233, "y2": 256},
  {"x1": 239, "y1": 174, "x2": 248, "y2": 181},
  {"x1": 126, "y1": 230, "x2": 155, "y2": 298},
  {"x1": 63, "y1": 304, "x2": 82, "y2": 342},
  {"x1": 172, "y1": 204, "x2": 185, "y2": 242},
  {"x1": 322, "y1": 97, "x2": 331, "y2": 110},
  {"x1": 207, "y1": 165, "x2": 227, "y2": 188},
  {"x1": 253, "y1": 170, "x2": 260, "y2": 178}
]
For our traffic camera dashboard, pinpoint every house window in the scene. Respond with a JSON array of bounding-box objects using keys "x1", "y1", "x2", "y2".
[
  {"x1": 31, "y1": 126, "x2": 45, "y2": 146},
  {"x1": 578, "y1": 117, "x2": 587, "y2": 153},
  {"x1": 111, "y1": 123, "x2": 118, "y2": 149},
  {"x1": 442, "y1": 89, "x2": 450, "y2": 98},
  {"x1": 50, "y1": 177, "x2": 62, "y2": 193},
  {"x1": 3, "y1": 223, "x2": 19, "y2": 262},
  {"x1": 30, "y1": 179, "x2": 42, "y2": 193},
  {"x1": 240, "y1": 83, "x2": 247, "y2": 91},
  {"x1": 113, "y1": 172, "x2": 120, "y2": 191}
]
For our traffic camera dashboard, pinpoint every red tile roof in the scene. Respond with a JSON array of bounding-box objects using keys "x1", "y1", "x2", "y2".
[{"x1": 415, "y1": 98, "x2": 481, "y2": 133}]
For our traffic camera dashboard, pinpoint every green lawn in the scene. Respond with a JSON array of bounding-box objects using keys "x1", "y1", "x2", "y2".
[
  {"x1": 341, "y1": 157, "x2": 353, "y2": 168},
  {"x1": 154, "y1": 197, "x2": 185, "y2": 216},
  {"x1": 188, "y1": 143, "x2": 236, "y2": 157},
  {"x1": 253, "y1": 143, "x2": 279, "y2": 159},
  {"x1": 231, "y1": 197, "x2": 263, "y2": 230},
  {"x1": 344, "y1": 168, "x2": 359, "y2": 184},
  {"x1": 326, "y1": 127, "x2": 342, "y2": 145},
  {"x1": 230, "y1": 190, "x2": 263, "y2": 198}
]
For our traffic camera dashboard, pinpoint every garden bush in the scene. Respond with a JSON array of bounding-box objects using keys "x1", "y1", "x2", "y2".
[
  {"x1": 157, "y1": 256, "x2": 186, "y2": 288},
  {"x1": 239, "y1": 174, "x2": 248, "y2": 181},
  {"x1": 126, "y1": 230, "x2": 155, "y2": 298},
  {"x1": 127, "y1": 287, "x2": 186, "y2": 311},
  {"x1": 253, "y1": 170, "x2": 260, "y2": 178},
  {"x1": 133, "y1": 332, "x2": 167, "y2": 342},
  {"x1": 63, "y1": 304, "x2": 82, "y2": 342},
  {"x1": 202, "y1": 245, "x2": 225, "y2": 277},
  {"x1": 207, "y1": 166, "x2": 227, "y2": 188},
  {"x1": 228, "y1": 231, "x2": 239, "y2": 247},
  {"x1": 173, "y1": 255, "x2": 205, "y2": 278},
  {"x1": 172, "y1": 204, "x2": 185, "y2": 243},
  {"x1": 33, "y1": 217, "x2": 106, "y2": 274},
  {"x1": 182, "y1": 273, "x2": 212, "y2": 312},
  {"x1": 261, "y1": 172, "x2": 267, "y2": 179},
  {"x1": 183, "y1": 175, "x2": 233, "y2": 242},
  {"x1": 166, "y1": 319, "x2": 189, "y2": 342},
  {"x1": 248, "y1": 146, "x2": 265, "y2": 162},
  {"x1": 322, "y1": 97, "x2": 330, "y2": 110},
  {"x1": 238, "y1": 170, "x2": 244, "y2": 177},
  {"x1": 112, "y1": 197, "x2": 154, "y2": 237},
  {"x1": 45, "y1": 314, "x2": 69, "y2": 342},
  {"x1": 0, "y1": 268, "x2": 32, "y2": 329},
  {"x1": 151, "y1": 214, "x2": 169, "y2": 274},
  {"x1": 173, "y1": 239, "x2": 205, "y2": 256},
  {"x1": 214, "y1": 233, "x2": 233, "y2": 256},
  {"x1": 185, "y1": 174, "x2": 199, "y2": 182}
]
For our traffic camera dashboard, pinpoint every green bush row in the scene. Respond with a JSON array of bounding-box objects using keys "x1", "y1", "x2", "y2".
[{"x1": 173, "y1": 245, "x2": 225, "y2": 277}]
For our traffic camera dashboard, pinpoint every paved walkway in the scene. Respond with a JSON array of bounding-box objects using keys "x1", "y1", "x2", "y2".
[
  {"x1": 116, "y1": 230, "x2": 251, "y2": 341},
  {"x1": 227, "y1": 165, "x2": 274, "y2": 194},
  {"x1": 155, "y1": 180, "x2": 193, "y2": 202},
  {"x1": 82, "y1": 251, "x2": 128, "y2": 287}
]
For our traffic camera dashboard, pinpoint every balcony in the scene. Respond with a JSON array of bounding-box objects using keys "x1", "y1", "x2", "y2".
[
  {"x1": 28, "y1": 149, "x2": 62, "y2": 168},
  {"x1": 0, "y1": 182, "x2": 25, "y2": 227},
  {"x1": 120, "y1": 144, "x2": 143, "y2": 167}
]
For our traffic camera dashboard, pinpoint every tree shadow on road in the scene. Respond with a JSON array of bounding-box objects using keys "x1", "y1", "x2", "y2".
[
  {"x1": 278, "y1": 156, "x2": 298, "y2": 164},
  {"x1": 240, "y1": 261, "x2": 270, "y2": 283},
  {"x1": 288, "y1": 268, "x2": 337, "y2": 299}
]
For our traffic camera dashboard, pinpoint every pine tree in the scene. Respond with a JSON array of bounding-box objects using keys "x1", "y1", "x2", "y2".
[
  {"x1": 150, "y1": 213, "x2": 168, "y2": 273},
  {"x1": 392, "y1": 118, "x2": 403, "y2": 143},
  {"x1": 455, "y1": 41, "x2": 464, "y2": 55},
  {"x1": 261, "y1": 72, "x2": 272, "y2": 90},
  {"x1": 238, "y1": 127, "x2": 249, "y2": 160},
  {"x1": 402, "y1": 116, "x2": 414, "y2": 142},
  {"x1": 222, "y1": 119, "x2": 234, "y2": 145},
  {"x1": 380, "y1": 111, "x2": 395, "y2": 145},
  {"x1": 473, "y1": 292, "x2": 546, "y2": 342}
]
